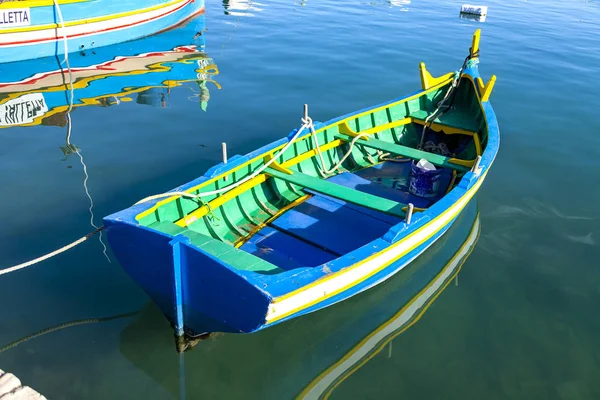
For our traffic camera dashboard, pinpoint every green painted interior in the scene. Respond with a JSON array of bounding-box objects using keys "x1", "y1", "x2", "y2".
[
  {"x1": 138, "y1": 77, "x2": 485, "y2": 274},
  {"x1": 265, "y1": 167, "x2": 407, "y2": 217},
  {"x1": 334, "y1": 134, "x2": 470, "y2": 172}
]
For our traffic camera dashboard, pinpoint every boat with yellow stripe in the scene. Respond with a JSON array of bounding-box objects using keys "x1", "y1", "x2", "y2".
[
  {"x1": 118, "y1": 198, "x2": 480, "y2": 396},
  {"x1": 104, "y1": 29, "x2": 499, "y2": 343},
  {"x1": 0, "y1": 0, "x2": 204, "y2": 64}
]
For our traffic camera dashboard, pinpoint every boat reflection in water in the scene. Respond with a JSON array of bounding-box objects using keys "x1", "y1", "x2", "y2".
[
  {"x1": 0, "y1": 14, "x2": 220, "y2": 131},
  {"x1": 0, "y1": 14, "x2": 220, "y2": 261},
  {"x1": 119, "y1": 197, "x2": 481, "y2": 399}
]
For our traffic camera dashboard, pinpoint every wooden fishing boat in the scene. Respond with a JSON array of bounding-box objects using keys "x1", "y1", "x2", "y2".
[
  {"x1": 104, "y1": 29, "x2": 499, "y2": 343},
  {"x1": 0, "y1": 0, "x2": 204, "y2": 64},
  {"x1": 118, "y1": 198, "x2": 480, "y2": 398}
]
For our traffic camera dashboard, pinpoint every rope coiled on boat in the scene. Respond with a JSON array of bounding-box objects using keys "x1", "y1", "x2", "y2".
[{"x1": 306, "y1": 116, "x2": 371, "y2": 177}]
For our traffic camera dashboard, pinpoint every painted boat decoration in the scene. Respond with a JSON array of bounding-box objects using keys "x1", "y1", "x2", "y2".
[
  {"x1": 118, "y1": 198, "x2": 481, "y2": 398},
  {"x1": 0, "y1": 15, "x2": 219, "y2": 128},
  {"x1": 0, "y1": 0, "x2": 205, "y2": 64},
  {"x1": 104, "y1": 29, "x2": 499, "y2": 342}
]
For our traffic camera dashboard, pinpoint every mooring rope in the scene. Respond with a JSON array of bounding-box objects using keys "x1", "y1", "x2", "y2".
[
  {"x1": 0, "y1": 310, "x2": 138, "y2": 354},
  {"x1": 0, "y1": 227, "x2": 104, "y2": 276}
]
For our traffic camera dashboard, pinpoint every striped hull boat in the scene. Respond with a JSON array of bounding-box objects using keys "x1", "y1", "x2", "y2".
[
  {"x1": 104, "y1": 30, "x2": 499, "y2": 340},
  {"x1": 0, "y1": 0, "x2": 205, "y2": 64},
  {"x1": 0, "y1": 14, "x2": 217, "y2": 128},
  {"x1": 119, "y1": 198, "x2": 481, "y2": 397}
]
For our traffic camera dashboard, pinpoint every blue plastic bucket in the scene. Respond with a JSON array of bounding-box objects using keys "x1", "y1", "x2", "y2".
[{"x1": 408, "y1": 159, "x2": 442, "y2": 198}]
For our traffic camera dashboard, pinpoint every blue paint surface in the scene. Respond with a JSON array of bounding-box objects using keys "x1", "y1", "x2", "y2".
[{"x1": 1, "y1": 0, "x2": 600, "y2": 398}]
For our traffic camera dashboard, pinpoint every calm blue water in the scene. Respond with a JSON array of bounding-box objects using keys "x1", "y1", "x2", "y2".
[{"x1": 1, "y1": 0, "x2": 600, "y2": 398}]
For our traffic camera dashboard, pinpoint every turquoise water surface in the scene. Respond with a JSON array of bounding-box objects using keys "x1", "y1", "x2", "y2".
[{"x1": 1, "y1": 0, "x2": 600, "y2": 398}]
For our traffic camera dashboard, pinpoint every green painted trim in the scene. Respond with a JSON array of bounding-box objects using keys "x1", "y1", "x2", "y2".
[
  {"x1": 264, "y1": 167, "x2": 407, "y2": 218},
  {"x1": 334, "y1": 134, "x2": 470, "y2": 172}
]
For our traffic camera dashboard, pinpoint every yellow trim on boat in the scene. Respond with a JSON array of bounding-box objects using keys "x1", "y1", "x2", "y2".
[
  {"x1": 0, "y1": 0, "x2": 188, "y2": 34},
  {"x1": 338, "y1": 121, "x2": 368, "y2": 139},
  {"x1": 471, "y1": 29, "x2": 481, "y2": 58},
  {"x1": 481, "y1": 75, "x2": 496, "y2": 102},
  {"x1": 135, "y1": 76, "x2": 456, "y2": 221},
  {"x1": 267, "y1": 172, "x2": 486, "y2": 317},
  {"x1": 175, "y1": 175, "x2": 268, "y2": 227},
  {"x1": 419, "y1": 62, "x2": 455, "y2": 91},
  {"x1": 280, "y1": 140, "x2": 343, "y2": 169},
  {"x1": 234, "y1": 195, "x2": 311, "y2": 249},
  {"x1": 263, "y1": 154, "x2": 293, "y2": 175},
  {"x1": 410, "y1": 118, "x2": 477, "y2": 136},
  {"x1": 299, "y1": 213, "x2": 481, "y2": 400},
  {"x1": 339, "y1": 117, "x2": 412, "y2": 138},
  {"x1": 474, "y1": 132, "x2": 482, "y2": 156},
  {"x1": 0, "y1": 0, "x2": 87, "y2": 9}
]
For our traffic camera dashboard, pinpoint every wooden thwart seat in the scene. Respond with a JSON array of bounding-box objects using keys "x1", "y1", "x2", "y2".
[
  {"x1": 264, "y1": 167, "x2": 407, "y2": 218},
  {"x1": 409, "y1": 109, "x2": 480, "y2": 135},
  {"x1": 334, "y1": 133, "x2": 472, "y2": 171}
]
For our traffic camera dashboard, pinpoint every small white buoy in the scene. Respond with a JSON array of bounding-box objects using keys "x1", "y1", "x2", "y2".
[{"x1": 460, "y1": 4, "x2": 488, "y2": 16}]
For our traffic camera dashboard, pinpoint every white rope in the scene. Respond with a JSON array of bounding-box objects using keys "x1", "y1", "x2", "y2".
[
  {"x1": 307, "y1": 117, "x2": 370, "y2": 176},
  {"x1": 0, "y1": 228, "x2": 104, "y2": 276}
]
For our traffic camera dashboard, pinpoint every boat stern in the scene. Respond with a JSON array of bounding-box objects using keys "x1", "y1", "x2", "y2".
[{"x1": 103, "y1": 208, "x2": 273, "y2": 335}]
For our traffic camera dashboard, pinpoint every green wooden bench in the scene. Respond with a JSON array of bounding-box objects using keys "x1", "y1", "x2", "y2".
[
  {"x1": 265, "y1": 167, "x2": 407, "y2": 218},
  {"x1": 334, "y1": 133, "x2": 471, "y2": 172},
  {"x1": 148, "y1": 221, "x2": 284, "y2": 274}
]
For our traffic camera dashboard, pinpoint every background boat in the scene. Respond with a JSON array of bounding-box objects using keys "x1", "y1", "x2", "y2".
[
  {"x1": 0, "y1": 0, "x2": 205, "y2": 63},
  {"x1": 0, "y1": 15, "x2": 220, "y2": 129}
]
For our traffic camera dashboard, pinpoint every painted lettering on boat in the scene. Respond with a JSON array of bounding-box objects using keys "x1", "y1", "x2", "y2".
[
  {"x1": 0, "y1": 93, "x2": 48, "y2": 126},
  {"x1": 0, "y1": 8, "x2": 30, "y2": 28}
]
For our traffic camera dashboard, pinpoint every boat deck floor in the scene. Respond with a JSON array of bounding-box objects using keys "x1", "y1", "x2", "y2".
[{"x1": 239, "y1": 161, "x2": 453, "y2": 270}]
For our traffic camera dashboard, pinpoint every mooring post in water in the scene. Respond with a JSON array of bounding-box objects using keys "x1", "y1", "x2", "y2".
[
  {"x1": 170, "y1": 235, "x2": 190, "y2": 353},
  {"x1": 222, "y1": 142, "x2": 228, "y2": 182}
]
